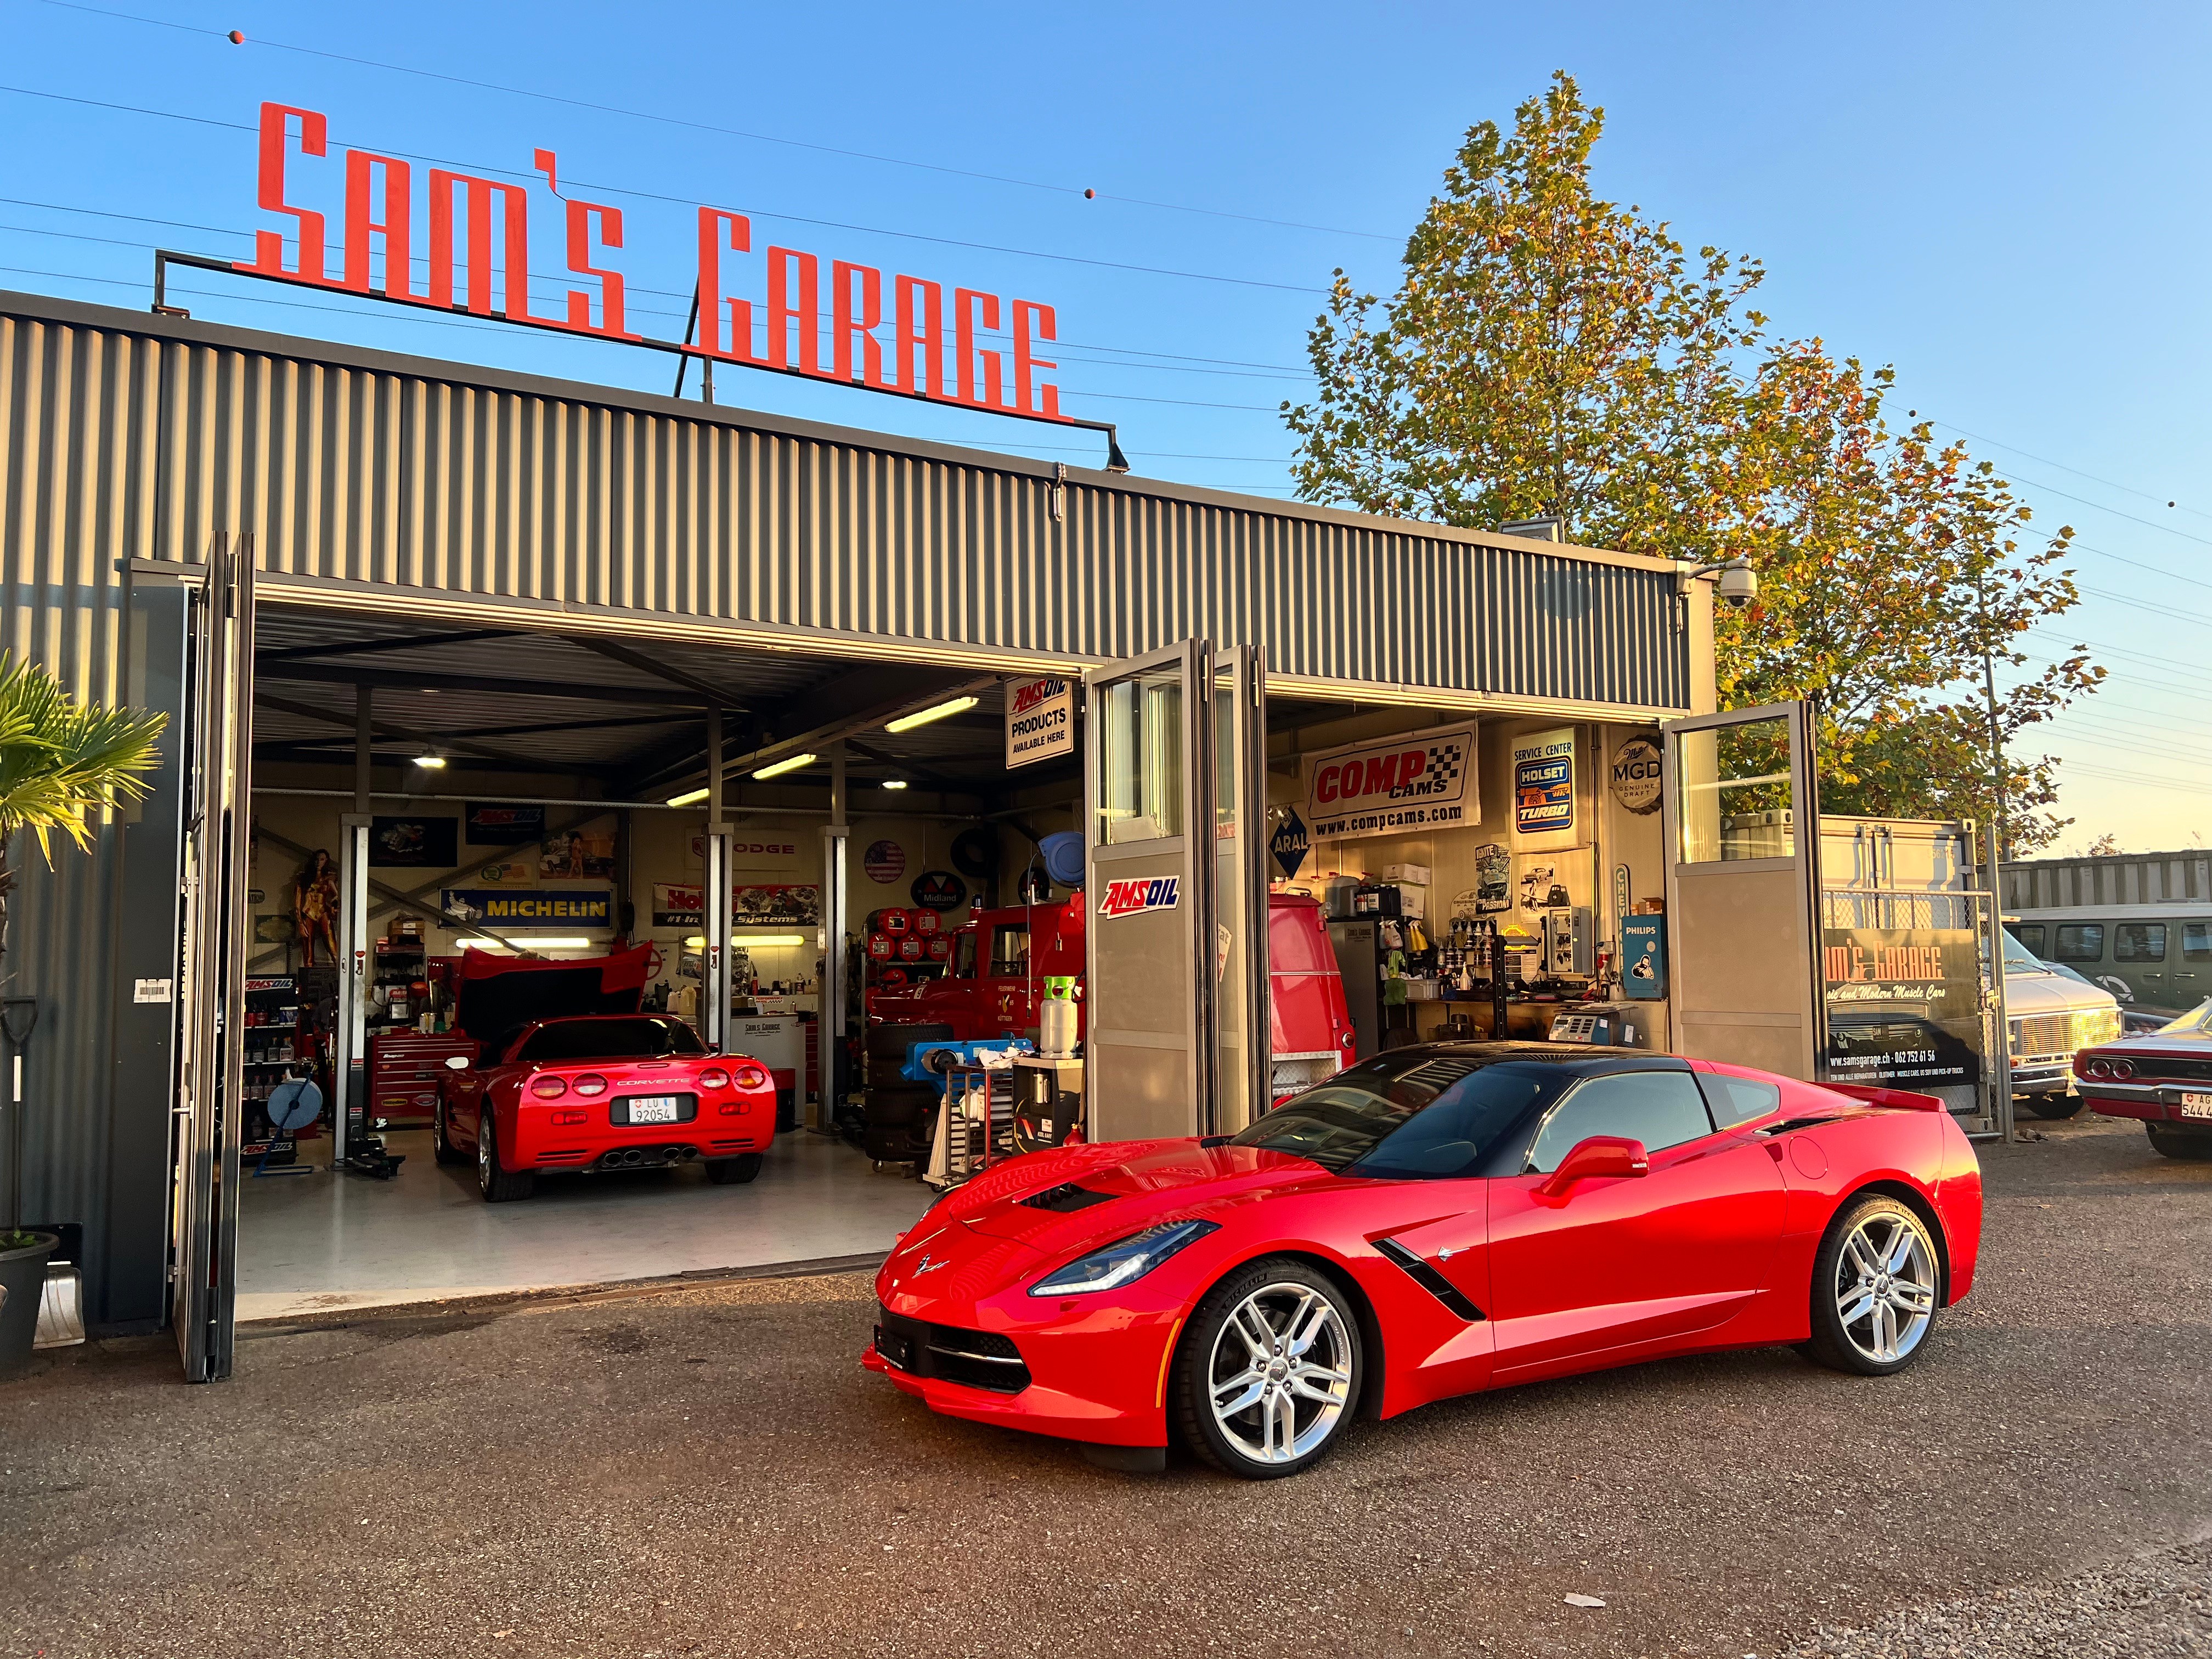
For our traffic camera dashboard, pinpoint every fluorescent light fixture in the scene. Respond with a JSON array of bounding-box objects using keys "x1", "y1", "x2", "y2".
[
  {"x1": 683, "y1": 934, "x2": 707, "y2": 949},
  {"x1": 753, "y1": 752, "x2": 817, "y2": 780},
  {"x1": 885, "y1": 695, "x2": 978, "y2": 733},
  {"x1": 733, "y1": 933, "x2": 806, "y2": 946},
  {"x1": 881, "y1": 778, "x2": 909, "y2": 790},
  {"x1": 665, "y1": 786, "x2": 710, "y2": 806},
  {"x1": 454, "y1": 936, "x2": 593, "y2": 950},
  {"x1": 413, "y1": 754, "x2": 448, "y2": 769}
]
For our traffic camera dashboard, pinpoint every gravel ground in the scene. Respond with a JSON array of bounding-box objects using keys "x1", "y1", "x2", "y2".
[{"x1": 1, "y1": 1109, "x2": 2206, "y2": 1659}]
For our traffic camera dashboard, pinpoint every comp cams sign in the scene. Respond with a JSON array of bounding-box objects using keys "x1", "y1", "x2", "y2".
[{"x1": 1300, "y1": 723, "x2": 1478, "y2": 843}]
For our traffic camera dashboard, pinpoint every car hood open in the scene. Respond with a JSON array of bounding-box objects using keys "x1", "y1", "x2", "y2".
[{"x1": 452, "y1": 943, "x2": 655, "y2": 1052}]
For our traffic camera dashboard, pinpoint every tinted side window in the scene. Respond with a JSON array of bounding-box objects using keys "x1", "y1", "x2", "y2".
[
  {"x1": 1525, "y1": 1071, "x2": 1716, "y2": 1173},
  {"x1": 2055, "y1": 924, "x2": 2106, "y2": 963},
  {"x1": 1699, "y1": 1072, "x2": 1783, "y2": 1128},
  {"x1": 2115, "y1": 923, "x2": 2167, "y2": 963},
  {"x1": 952, "y1": 931, "x2": 978, "y2": 979},
  {"x1": 2010, "y1": 923, "x2": 2046, "y2": 955},
  {"x1": 2185, "y1": 923, "x2": 2212, "y2": 962},
  {"x1": 990, "y1": 926, "x2": 1031, "y2": 977}
]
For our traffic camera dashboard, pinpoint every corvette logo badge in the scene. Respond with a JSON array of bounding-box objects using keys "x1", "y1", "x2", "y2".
[
  {"x1": 912, "y1": 1255, "x2": 948, "y2": 1276},
  {"x1": 1097, "y1": 876, "x2": 1180, "y2": 919}
]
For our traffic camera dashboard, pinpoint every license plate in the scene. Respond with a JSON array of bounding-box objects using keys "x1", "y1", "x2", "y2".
[
  {"x1": 874, "y1": 1325, "x2": 912, "y2": 1369},
  {"x1": 2181, "y1": 1092, "x2": 2212, "y2": 1119},
  {"x1": 625, "y1": 1096, "x2": 681, "y2": 1124}
]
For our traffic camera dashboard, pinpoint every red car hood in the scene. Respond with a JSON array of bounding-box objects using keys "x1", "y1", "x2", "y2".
[{"x1": 928, "y1": 1138, "x2": 1335, "y2": 1257}]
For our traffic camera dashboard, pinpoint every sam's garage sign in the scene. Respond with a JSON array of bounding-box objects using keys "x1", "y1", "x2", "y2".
[
  {"x1": 1098, "y1": 876, "x2": 1180, "y2": 919},
  {"x1": 1301, "y1": 723, "x2": 1479, "y2": 843}
]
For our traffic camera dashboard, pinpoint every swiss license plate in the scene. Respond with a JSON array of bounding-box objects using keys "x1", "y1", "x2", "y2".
[
  {"x1": 625, "y1": 1096, "x2": 682, "y2": 1124},
  {"x1": 2180, "y1": 1092, "x2": 2212, "y2": 1119}
]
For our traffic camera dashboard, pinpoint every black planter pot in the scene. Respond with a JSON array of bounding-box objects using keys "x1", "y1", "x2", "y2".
[{"x1": 0, "y1": 1232, "x2": 58, "y2": 1375}]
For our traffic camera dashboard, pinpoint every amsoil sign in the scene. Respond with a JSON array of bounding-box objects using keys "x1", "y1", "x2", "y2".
[
  {"x1": 1098, "y1": 876, "x2": 1180, "y2": 919},
  {"x1": 235, "y1": 103, "x2": 1073, "y2": 430},
  {"x1": 1005, "y1": 674, "x2": 1075, "y2": 769},
  {"x1": 1301, "y1": 723, "x2": 1478, "y2": 844}
]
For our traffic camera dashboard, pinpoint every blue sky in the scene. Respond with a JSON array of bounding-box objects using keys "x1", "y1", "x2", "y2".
[{"x1": 5, "y1": 0, "x2": 2205, "y2": 855}]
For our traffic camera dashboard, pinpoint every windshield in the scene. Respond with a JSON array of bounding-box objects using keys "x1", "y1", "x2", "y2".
[
  {"x1": 1229, "y1": 1052, "x2": 1573, "y2": 1178},
  {"x1": 2152, "y1": 1000, "x2": 2212, "y2": 1036},
  {"x1": 516, "y1": 1017, "x2": 707, "y2": 1063},
  {"x1": 2000, "y1": 930, "x2": 2052, "y2": 974}
]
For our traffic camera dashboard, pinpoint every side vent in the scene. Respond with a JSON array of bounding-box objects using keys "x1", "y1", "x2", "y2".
[
  {"x1": 1018, "y1": 1182, "x2": 1116, "y2": 1214},
  {"x1": 1373, "y1": 1236, "x2": 1485, "y2": 1322}
]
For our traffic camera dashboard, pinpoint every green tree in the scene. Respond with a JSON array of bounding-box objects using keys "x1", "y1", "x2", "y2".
[
  {"x1": 0, "y1": 653, "x2": 167, "y2": 1246},
  {"x1": 1284, "y1": 71, "x2": 2098, "y2": 851}
]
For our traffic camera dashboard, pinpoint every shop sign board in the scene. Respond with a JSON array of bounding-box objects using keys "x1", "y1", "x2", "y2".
[
  {"x1": 1005, "y1": 674, "x2": 1075, "y2": 768},
  {"x1": 1512, "y1": 727, "x2": 1578, "y2": 844},
  {"x1": 235, "y1": 103, "x2": 1077, "y2": 434},
  {"x1": 688, "y1": 834, "x2": 802, "y2": 868},
  {"x1": 911, "y1": 871, "x2": 968, "y2": 913},
  {"x1": 652, "y1": 882, "x2": 821, "y2": 929},
  {"x1": 1268, "y1": 808, "x2": 1310, "y2": 879},
  {"x1": 1099, "y1": 876, "x2": 1180, "y2": 919},
  {"x1": 862, "y1": 839, "x2": 909, "y2": 884},
  {"x1": 371, "y1": 815, "x2": 458, "y2": 867},
  {"x1": 1301, "y1": 722, "x2": 1478, "y2": 844},
  {"x1": 1608, "y1": 735, "x2": 1664, "y2": 815},
  {"x1": 474, "y1": 860, "x2": 535, "y2": 886},
  {"x1": 1620, "y1": 918, "x2": 1666, "y2": 1000},
  {"x1": 1821, "y1": 919, "x2": 1984, "y2": 1090},
  {"x1": 465, "y1": 803, "x2": 546, "y2": 844},
  {"x1": 540, "y1": 829, "x2": 616, "y2": 878},
  {"x1": 441, "y1": 888, "x2": 612, "y2": 927}
]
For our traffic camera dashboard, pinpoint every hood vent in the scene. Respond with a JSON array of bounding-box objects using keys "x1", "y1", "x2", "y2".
[{"x1": 1019, "y1": 1182, "x2": 1116, "y2": 1214}]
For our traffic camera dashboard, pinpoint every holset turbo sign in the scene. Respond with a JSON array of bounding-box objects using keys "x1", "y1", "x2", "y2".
[{"x1": 1301, "y1": 723, "x2": 1478, "y2": 843}]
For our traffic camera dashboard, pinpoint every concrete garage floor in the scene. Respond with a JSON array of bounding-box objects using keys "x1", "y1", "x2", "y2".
[
  {"x1": 4, "y1": 1113, "x2": 2208, "y2": 1659},
  {"x1": 236, "y1": 1127, "x2": 933, "y2": 1321}
]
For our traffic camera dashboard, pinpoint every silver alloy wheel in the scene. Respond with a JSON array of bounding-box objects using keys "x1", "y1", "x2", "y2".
[
  {"x1": 1207, "y1": 1282, "x2": 1353, "y2": 1465},
  {"x1": 1835, "y1": 1211, "x2": 1937, "y2": 1364}
]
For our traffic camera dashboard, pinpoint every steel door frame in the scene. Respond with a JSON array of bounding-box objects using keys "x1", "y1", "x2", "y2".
[{"x1": 1212, "y1": 644, "x2": 1270, "y2": 1132}]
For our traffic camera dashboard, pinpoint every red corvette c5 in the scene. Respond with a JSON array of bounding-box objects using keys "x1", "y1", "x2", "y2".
[
  {"x1": 865, "y1": 1043, "x2": 1983, "y2": 1479},
  {"x1": 431, "y1": 946, "x2": 777, "y2": 1201}
]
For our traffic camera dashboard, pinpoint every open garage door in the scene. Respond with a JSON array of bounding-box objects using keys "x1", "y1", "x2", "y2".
[
  {"x1": 172, "y1": 535, "x2": 256, "y2": 1381},
  {"x1": 1084, "y1": 640, "x2": 1267, "y2": 1141},
  {"x1": 1661, "y1": 701, "x2": 1825, "y2": 1078}
]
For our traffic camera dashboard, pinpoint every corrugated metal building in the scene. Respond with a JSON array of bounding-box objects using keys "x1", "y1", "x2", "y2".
[
  {"x1": 0, "y1": 286, "x2": 1709, "y2": 1336},
  {"x1": 2004, "y1": 851, "x2": 2212, "y2": 912}
]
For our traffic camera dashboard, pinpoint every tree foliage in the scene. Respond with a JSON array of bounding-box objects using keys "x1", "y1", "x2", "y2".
[{"x1": 1284, "y1": 71, "x2": 2098, "y2": 852}]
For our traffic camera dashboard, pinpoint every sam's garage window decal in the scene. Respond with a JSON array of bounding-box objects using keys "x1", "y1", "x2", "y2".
[
  {"x1": 1098, "y1": 876, "x2": 1181, "y2": 918},
  {"x1": 1300, "y1": 723, "x2": 1477, "y2": 843}
]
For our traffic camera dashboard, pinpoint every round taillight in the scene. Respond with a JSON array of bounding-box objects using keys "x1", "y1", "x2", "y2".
[
  {"x1": 733, "y1": 1064, "x2": 771, "y2": 1091},
  {"x1": 697, "y1": 1066, "x2": 731, "y2": 1090},
  {"x1": 571, "y1": 1073, "x2": 610, "y2": 1098},
  {"x1": 530, "y1": 1075, "x2": 568, "y2": 1099}
]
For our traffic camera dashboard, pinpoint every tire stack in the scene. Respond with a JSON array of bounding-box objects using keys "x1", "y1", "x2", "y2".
[{"x1": 864, "y1": 1021, "x2": 951, "y2": 1164}]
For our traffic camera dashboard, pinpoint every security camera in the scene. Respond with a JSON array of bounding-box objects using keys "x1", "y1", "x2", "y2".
[{"x1": 1716, "y1": 560, "x2": 1758, "y2": 609}]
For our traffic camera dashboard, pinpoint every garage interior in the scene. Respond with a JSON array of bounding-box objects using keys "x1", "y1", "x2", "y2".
[{"x1": 234, "y1": 602, "x2": 1672, "y2": 1321}]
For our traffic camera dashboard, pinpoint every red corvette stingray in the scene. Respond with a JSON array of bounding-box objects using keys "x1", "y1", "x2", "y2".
[{"x1": 865, "y1": 1043, "x2": 1983, "y2": 1478}]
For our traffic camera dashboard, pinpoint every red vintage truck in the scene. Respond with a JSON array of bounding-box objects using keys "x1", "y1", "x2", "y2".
[{"x1": 865, "y1": 891, "x2": 1356, "y2": 1096}]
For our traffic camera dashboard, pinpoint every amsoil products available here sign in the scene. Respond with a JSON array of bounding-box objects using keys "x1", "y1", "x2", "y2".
[
  {"x1": 1301, "y1": 723, "x2": 1477, "y2": 844},
  {"x1": 441, "y1": 889, "x2": 612, "y2": 927},
  {"x1": 1005, "y1": 673, "x2": 1075, "y2": 768}
]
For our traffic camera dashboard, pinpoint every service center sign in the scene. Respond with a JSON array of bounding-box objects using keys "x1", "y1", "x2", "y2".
[
  {"x1": 1301, "y1": 723, "x2": 1478, "y2": 844},
  {"x1": 1005, "y1": 673, "x2": 1074, "y2": 769}
]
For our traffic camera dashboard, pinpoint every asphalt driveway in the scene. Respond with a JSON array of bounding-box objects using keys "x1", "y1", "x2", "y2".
[{"x1": 2, "y1": 1110, "x2": 2207, "y2": 1658}]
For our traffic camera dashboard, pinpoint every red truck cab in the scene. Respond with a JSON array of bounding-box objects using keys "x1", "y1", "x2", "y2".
[{"x1": 865, "y1": 892, "x2": 1354, "y2": 1093}]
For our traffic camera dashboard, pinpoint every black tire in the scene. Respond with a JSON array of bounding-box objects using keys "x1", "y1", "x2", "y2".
[
  {"x1": 2018, "y1": 1092, "x2": 2088, "y2": 1120},
  {"x1": 2146, "y1": 1124, "x2": 2212, "y2": 1160},
  {"x1": 430, "y1": 1099, "x2": 465, "y2": 1165},
  {"x1": 866, "y1": 1022, "x2": 953, "y2": 1062},
  {"x1": 704, "y1": 1153, "x2": 765, "y2": 1184},
  {"x1": 1803, "y1": 1194, "x2": 1940, "y2": 1376},
  {"x1": 475, "y1": 1109, "x2": 535, "y2": 1203},
  {"x1": 866, "y1": 1056, "x2": 918, "y2": 1090},
  {"x1": 865, "y1": 1086, "x2": 935, "y2": 1128},
  {"x1": 1171, "y1": 1257, "x2": 1362, "y2": 1481}
]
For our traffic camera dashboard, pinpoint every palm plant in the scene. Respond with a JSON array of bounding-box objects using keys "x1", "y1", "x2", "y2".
[{"x1": 0, "y1": 653, "x2": 167, "y2": 1248}]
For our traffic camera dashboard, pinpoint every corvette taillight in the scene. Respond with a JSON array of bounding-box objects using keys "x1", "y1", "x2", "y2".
[
  {"x1": 530, "y1": 1075, "x2": 568, "y2": 1100},
  {"x1": 697, "y1": 1067, "x2": 731, "y2": 1090},
  {"x1": 571, "y1": 1073, "x2": 610, "y2": 1097},
  {"x1": 733, "y1": 1064, "x2": 771, "y2": 1091}
]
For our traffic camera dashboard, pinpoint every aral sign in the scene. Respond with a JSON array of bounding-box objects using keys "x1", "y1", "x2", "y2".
[{"x1": 228, "y1": 103, "x2": 1098, "y2": 443}]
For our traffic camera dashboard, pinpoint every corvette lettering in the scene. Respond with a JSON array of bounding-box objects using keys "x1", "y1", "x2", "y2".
[{"x1": 1097, "y1": 877, "x2": 1180, "y2": 919}]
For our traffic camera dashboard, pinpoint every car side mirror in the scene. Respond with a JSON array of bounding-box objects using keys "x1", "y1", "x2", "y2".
[
  {"x1": 1539, "y1": 1135, "x2": 1650, "y2": 1198},
  {"x1": 443, "y1": 1054, "x2": 470, "y2": 1071}
]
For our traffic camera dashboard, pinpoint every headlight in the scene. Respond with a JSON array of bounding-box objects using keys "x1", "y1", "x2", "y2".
[{"x1": 1029, "y1": 1220, "x2": 1220, "y2": 1297}]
